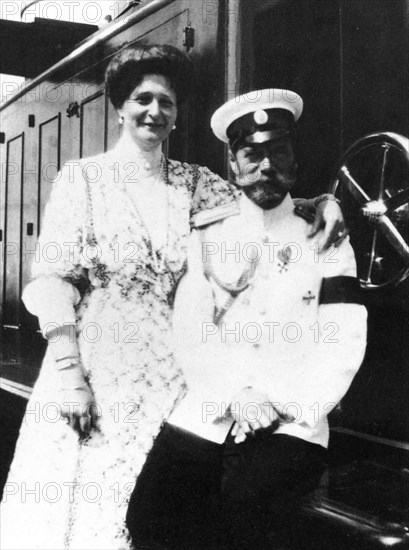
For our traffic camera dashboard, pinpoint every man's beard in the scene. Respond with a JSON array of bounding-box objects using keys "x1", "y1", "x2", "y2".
[{"x1": 240, "y1": 166, "x2": 297, "y2": 210}]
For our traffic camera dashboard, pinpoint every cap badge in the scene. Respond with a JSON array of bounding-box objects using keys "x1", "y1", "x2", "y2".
[{"x1": 254, "y1": 110, "x2": 269, "y2": 125}]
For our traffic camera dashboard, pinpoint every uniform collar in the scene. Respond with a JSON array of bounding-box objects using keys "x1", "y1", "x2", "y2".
[{"x1": 239, "y1": 192, "x2": 294, "y2": 234}]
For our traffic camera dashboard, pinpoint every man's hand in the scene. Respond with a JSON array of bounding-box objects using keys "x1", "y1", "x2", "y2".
[
  {"x1": 61, "y1": 384, "x2": 98, "y2": 438},
  {"x1": 308, "y1": 197, "x2": 347, "y2": 252},
  {"x1": 229, "y1": 387, "x2": 279, "y2": 443}
]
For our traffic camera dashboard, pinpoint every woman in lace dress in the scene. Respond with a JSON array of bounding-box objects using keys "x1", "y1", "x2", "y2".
[{"x1": 0, "y1": 44, "x2": 344, "y2": 550}]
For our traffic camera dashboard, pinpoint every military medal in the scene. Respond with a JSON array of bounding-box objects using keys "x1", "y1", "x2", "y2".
[
  {"x1": 302, "y1": 291, "x2": 316, "y2": 305},
  {"x1": 277, "y1": 246, "x2": 292, "y2": 273}
]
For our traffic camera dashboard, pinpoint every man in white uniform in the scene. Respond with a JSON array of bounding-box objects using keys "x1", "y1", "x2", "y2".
[{"x1": 127, "y1": 89, "x2": 367, "y2": 549}]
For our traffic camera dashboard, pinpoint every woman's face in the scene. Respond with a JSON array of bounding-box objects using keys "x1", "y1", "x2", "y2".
[{"x1": 118, "y1": 74, "x2": 177, "y2": 149}]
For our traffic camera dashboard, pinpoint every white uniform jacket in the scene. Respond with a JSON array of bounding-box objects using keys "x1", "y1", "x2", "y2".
[{"x1": 169, "y1": 193, "x2": 367, "y2": 447}]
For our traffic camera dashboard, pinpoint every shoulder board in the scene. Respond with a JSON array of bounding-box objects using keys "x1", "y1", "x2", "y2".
[
  {"x1": 191, "y1": 201, "x2": 241, "y2": 228},
  {"x1": 294, "y1": 204, "x2": 315, "y2": 224}
]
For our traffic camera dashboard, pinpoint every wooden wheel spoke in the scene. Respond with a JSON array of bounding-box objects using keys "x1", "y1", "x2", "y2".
[
  {"x1": 339, "y1": 166, "x2": 371, "y2": 205},
  {"x1": 376, "y1": 216, "x2": 409, "y2": 261},
  {"x1": 383, "y1": 188, "x2": 409, "y2": 213},
  {"x1": 378, "y1": 144, "x2": 389, "y2": 199},
  {"x1": 362, "y1": 229, "x2": 378, "y2": 284}
]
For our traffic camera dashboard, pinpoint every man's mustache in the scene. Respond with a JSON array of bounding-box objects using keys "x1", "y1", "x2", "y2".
[
  {"x1": 259, "y1": 167, "x2": 297, "y2": 186},
  {"x1": 235, "y1": 162, "x2": 298, "y2": 188}
]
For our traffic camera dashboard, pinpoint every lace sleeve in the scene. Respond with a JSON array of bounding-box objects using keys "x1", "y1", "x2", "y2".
[
  {"x1": 31, "y1": 160, "x2": 92, "y2": 285},
  {"x1": 22, "y1": 277, "x2": 81, "y2": 337}
]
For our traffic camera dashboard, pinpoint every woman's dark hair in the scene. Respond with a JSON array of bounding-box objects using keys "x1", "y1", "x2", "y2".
[{"x1": 105, "y1": 43, "x2": 194, "y2": 109}]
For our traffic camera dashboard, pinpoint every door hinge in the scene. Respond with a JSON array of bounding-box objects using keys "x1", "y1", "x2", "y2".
[
  {"x1": 183, "y1": 26, "x2": 195, "y2": 52},
  {"x1": 66, "y1": 101, "x2": 80, "y2": 118}
]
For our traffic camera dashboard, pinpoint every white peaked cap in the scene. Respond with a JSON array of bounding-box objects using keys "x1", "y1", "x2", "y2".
[{"x1": 211, "y1": 89, "x2": 303, "y2": 143}]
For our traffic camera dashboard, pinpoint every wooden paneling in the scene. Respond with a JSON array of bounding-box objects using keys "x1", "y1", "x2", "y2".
[
  {"x1": 106, "y1": 94, "x2": 121, "y2": 151},
  {"x1": 80, "y1": 92, "x2": 106, "y2": 158},
  {"x1": 38, "y1": 115, "x2": 61, "y2": 231},
  {"x1": 0, "y1": 143, "x2": 5, "y2": 334},
  {"x1": 3, "y1": 134, "x2": 24, "y2": 327},
  {"x1": 340, "y1": 0, "x2": 409, "y2": 146}
]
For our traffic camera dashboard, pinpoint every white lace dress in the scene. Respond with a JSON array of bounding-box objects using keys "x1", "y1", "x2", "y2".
[{"x1": 0, "y1": 145, "x2": 238, "y2": 550}]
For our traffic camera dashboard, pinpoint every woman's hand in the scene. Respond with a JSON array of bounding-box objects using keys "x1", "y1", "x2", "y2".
[
  {"x1": 61, "y1": 384, "x2": 98, "y2": 438},
  {"x1": 308, "y1": 196, "x2": 348, "y2": 252}
]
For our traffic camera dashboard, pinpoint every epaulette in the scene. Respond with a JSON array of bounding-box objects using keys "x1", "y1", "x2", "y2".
[
  {"x1": 294, "y1": 204, "x2": 316, "y2": 224},
  {"x1": 191, "y1": 201, "x2": 241, "y2": 228}
]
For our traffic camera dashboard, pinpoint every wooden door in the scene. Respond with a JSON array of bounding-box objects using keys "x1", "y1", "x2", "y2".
[{"x1": 2, "y1": 134, "x2": 24, "y2": 363}]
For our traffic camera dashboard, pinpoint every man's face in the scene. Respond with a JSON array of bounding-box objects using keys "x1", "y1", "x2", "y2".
[{"x1": 231, "y1": 135, "x2": 297, "y2": 209}]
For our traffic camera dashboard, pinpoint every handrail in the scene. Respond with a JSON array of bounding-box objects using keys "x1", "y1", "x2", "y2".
[
  {"x1": 21, "y1": 0, "x2": 144, "y2": 20},
  {"x1": 0, "y1": 0, "x2": 175, "y2": 111},
  {"x1": 20, "y1": 0, "x2": 43, "y2": 20},
  {"x1": 0, "y1": 378, "x2": 33, "y2": 399}
]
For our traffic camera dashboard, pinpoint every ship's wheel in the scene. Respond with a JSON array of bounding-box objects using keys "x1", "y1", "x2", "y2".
[{"x1": 330, "y1": 132, "x2": 409, "y2": 288}]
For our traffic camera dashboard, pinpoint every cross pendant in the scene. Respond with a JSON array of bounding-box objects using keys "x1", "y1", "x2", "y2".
[{"x1": 302, "y1": 291, "x2": 316, "y2": 305}]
